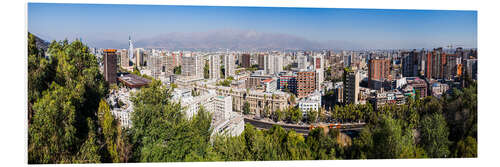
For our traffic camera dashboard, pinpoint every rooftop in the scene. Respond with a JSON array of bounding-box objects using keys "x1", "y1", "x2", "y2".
[{"x1": 118, "y1": 74, "x2": 151, "y2": 88}]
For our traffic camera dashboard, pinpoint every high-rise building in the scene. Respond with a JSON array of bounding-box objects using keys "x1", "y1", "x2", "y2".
[
  {"x1": 182, "y1": 53, "x2": 203, "y2": 78},
  {"x1": 224, "y1": 54, "x2": 235, "y2": 78},
  {"x1": 297, "y1": 54, "x2": 308, "y2": 70},
  {"x1": 265, "y1": 54, "x2": 275, "y2": 75},
  {"x1": 273, "y1": 55, "x2": 283, "y2": 75},
  {"x1": 120, "y1": 49, "x2": 129, "y2": 68},
  {"x1": 368, "y1": 59, "x2": 391, "y2": 89},
  {"x1": 313, "y1": 55, "x2": 324, "y2": 90},
  {"x1": 129, "y1": 36, "x2": 134, "y2": 60},
  {"x1": 343, "y1": 54, "x2": 352, "y2": 67},
  {"x1": 465, "y1": 59, "x2": 477, "y2": 80},
  {"x1": 209, "y1": 54, "x2": 220, "y2": 79},
  {"x1": 103, "y1": 49, "x2": 117, "y2": 84},
  {"x1": 149, "y1": 49, "x2": 163, "y2": 79},
  {"x1": 402, "y1": 50, "x2": 419, "y2": 77},
  {"x1": 241, "y1": 54, "x2": 251, "y2": 68},
  {"x1": 425, "y1": 48, "x2": 446, "y2": 80},
  {"x1": 444, "y1": 54, "x2": 460, "y2": 80},
  {"x1": 258, "y1": 54, "x2": 266, "y2": 69},
  {"x1": 343, "y1": 67, "x2": 359, "y2": 104},
  {"x1": 296, "y1": 71, "x2": 316, "y2": 98},
  {"x1": 135, "y1": 48, "x2": 144, "y2": 67}
]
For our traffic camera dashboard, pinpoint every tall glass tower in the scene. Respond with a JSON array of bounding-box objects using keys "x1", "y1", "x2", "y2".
[{"x1": 128, "y1": 35, "x2": 134, "y2": 60}]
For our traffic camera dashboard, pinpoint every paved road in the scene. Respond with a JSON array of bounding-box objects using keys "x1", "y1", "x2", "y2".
[{"x1": 244, "y1": 118, "x2": 365, "y2": 135}]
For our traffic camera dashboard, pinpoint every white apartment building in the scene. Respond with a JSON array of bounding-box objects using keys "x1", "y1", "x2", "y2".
[
  {"x1": 209, "y1": 54, "x2": 220, "y2": 79},
  {"x1": 273, "y1": 54, "x2": 283, "y2": 75},
  {"x1": 298, "y1": 91, "x2": 322, "y2": 117},
  {"x1": 214, "y1": 95, "x2": 232, "y2": 121},
  {"x1": 224, "y1": 54, "x2": 235, "y2": 78}
]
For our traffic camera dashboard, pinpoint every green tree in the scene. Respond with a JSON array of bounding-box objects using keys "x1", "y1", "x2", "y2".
[
  {"x1": 419, "y1": 113, "x2": 451, "y2": 158},
  {"x1": 73, "y1": 119, "x2": 101, "y2": 163},
  {"x1": 130, "y1": 80, "x2": 218, "y2": 162},
  {"x1": 454, "y1": 136, "x2": 477, "y2": 158},
  {"x1": 305, "y1": 109, "x2": 318, "y2": 124},
  {"x1": 204, "y1": 60, "x2": 209, "y2": 79},
  {"x1": 97, "y1": 99, "x2": 119, "y2": 162},
  {"x1": 371, "y1": 116, "x2": 416, "y2": 159},
  {"x1": 243, "y1": 101, "x2": 251, "y2": 115},
  {"x1": 174, "y1": 66, "x2": 182, "y2": 75},
  {"x1": 29, "y1": 83, "x2": 78, "y2": 163}
]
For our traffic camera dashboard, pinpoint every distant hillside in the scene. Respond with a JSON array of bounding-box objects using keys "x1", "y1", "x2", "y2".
[{"x1": 28, "y1": 32, "x2": 50, "y2": 52}]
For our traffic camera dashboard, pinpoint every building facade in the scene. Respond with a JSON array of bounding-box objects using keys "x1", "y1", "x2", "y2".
[
  {"x1": 103, "y1": 49, "x2": 117, "y2": 84},
  {"x1": 343, "y1": 68, "x2": 360, "y2": 104},
  {"x1": 209, "y1": 54, "x2": 220, "y2": 79},
  {"x1": 296, "y1": 71, "x2": 316, "y2": 98}
]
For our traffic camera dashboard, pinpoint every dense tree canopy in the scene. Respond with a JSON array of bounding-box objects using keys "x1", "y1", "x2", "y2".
[
  {"x1": 28, "y1": 34, "x2": 109, "y2": 163},
  {"x1": 129, "y1": 80, "x2": 219, "y2": 162}
]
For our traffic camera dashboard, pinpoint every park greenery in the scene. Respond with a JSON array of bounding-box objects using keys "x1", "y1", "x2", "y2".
[{"x1": 28, "y1": 33, "x2": 477, "y2": 164}]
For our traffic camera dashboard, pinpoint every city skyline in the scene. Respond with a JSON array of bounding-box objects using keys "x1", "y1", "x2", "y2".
[{"x1": 28, "y1": 3, "x2": 477, "y2": 49}]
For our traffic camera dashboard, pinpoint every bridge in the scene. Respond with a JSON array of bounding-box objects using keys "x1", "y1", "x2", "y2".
[{"x1": 244, "y1": 118, "x2": 365, "y2": 135}]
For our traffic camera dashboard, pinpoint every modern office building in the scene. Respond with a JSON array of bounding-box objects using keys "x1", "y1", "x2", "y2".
[
  {"x1": 128, "y1": 36, "x2": 134, "y2": 60},
  {"x1": 103, "y1": 49, "x2": 117, "y2": 84}
]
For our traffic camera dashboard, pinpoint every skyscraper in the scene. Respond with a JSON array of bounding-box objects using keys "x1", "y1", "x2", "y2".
[
  {"x1": 103, "y1": 49, "x2": 117, "y2": 84},
  {"x1": 129, "y1": 36, "x2": 134, "y2": 60}
]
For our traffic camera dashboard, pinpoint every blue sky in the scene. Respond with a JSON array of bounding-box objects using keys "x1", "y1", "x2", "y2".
[{"x1": 28, "y1": 3, "x2": 477, "y2": 49}]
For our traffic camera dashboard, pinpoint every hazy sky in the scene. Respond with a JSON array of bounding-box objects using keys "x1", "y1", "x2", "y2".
[{"x1": 28, "y1": 3, "x2": 477, "y2": 49}]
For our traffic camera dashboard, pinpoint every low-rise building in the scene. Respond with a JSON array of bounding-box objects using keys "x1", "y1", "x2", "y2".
[
  {"x1": 298, "y1": 91, "x2": 321, "y2": 117},
  {"x1": 369, "y1": 89, "x2": 406, "y2": 110}
]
